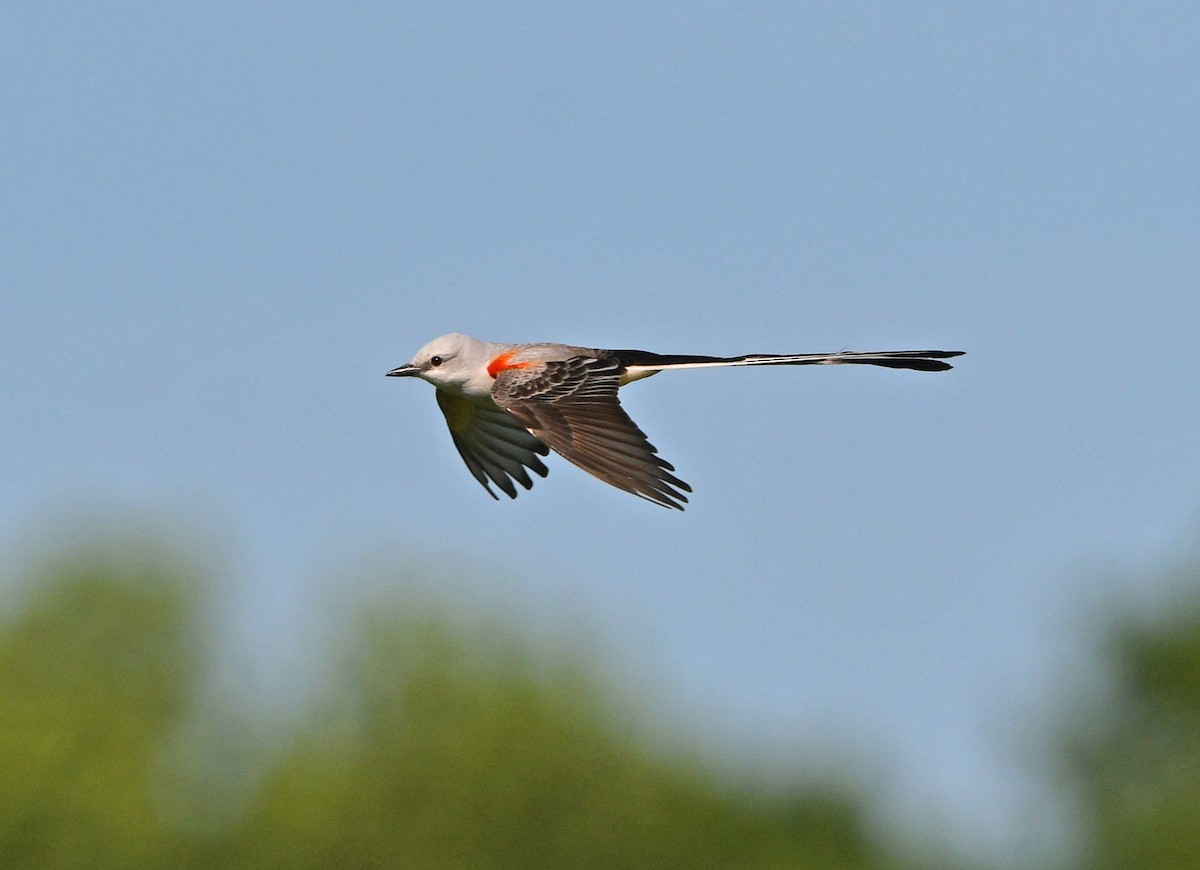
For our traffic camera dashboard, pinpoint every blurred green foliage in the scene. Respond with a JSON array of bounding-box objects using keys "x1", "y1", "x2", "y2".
[
  {"x1": 6, "y1": 540, "x2": 1200, "y2": 869},
  {"x1": 0, "y1": 546, "x2": 904, "y2": 869},
  {"x1": 0, "y1": 555, "x2": 197, "y2": 867},
  {"x1": 1062, "y1": 579, "x2": 1200, "y2": 870}
]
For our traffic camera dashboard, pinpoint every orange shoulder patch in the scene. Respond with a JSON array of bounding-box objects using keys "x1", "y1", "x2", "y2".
[{"x1": 487, "y1": 352, "x2": 534, "y2": 378}]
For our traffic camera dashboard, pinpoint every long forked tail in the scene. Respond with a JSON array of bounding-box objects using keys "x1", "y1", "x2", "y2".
[{"x1": 613, "y1": 348, "x2": 965, "y2": 374}]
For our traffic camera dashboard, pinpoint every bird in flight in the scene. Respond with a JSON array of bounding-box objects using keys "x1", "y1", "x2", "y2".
[{"x1": 387, "y1": 333, "x2": 963, "y2": 510}]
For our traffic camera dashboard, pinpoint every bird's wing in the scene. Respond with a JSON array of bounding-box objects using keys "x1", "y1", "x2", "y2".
[
  {"x1": 491, "y1": 355, "x2": 691, "y2": 510},
  {"x1": 435, "y1": 389, "x2": 550, "y2": 500}
]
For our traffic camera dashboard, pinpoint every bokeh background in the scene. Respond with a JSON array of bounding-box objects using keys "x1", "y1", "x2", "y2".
[{"x1": 4, "y1": 3, "x2": 1199, "y2": 867}]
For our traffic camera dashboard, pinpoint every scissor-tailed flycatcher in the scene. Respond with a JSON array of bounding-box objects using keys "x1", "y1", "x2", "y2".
[{"x1": 387, "y1": 333, "x2": 962, "y2": 510}]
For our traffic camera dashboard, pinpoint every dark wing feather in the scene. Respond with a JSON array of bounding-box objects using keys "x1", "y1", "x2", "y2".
[
  {"x1": 435, "y1": 389, "x2": 549, "y2": 500},
  {"x1": 492, "y1": 357, "x2": 691, "y2": 510}
]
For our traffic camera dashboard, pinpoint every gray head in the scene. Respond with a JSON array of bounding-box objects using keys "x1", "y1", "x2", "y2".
[{"x1": 386, "y1": 333, "x2": 490, "y2": 391}]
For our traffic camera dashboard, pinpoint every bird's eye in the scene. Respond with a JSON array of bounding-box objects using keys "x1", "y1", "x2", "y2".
[{"x1": 430, "y1": 355, "x2": 443, "y2": 367}]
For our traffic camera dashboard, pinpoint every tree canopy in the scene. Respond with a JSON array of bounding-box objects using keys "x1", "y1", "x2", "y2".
[{"x1": 3, "y1": 539, "x2": 1199, "y2": 869}]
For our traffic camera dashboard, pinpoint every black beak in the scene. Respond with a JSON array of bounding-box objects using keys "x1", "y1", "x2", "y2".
[{"x1": 386, "y1": 364, "x2": 420, "y2": 378}]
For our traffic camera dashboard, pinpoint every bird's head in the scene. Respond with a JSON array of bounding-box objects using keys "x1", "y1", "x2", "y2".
[{"x1": 386, "y1": 333, "x2": 484, "y2": 393}]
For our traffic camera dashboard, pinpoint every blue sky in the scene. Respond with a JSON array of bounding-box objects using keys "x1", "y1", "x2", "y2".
[{"x1": 4, "y1": 2, "x2": 1199, "y2": 858}]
